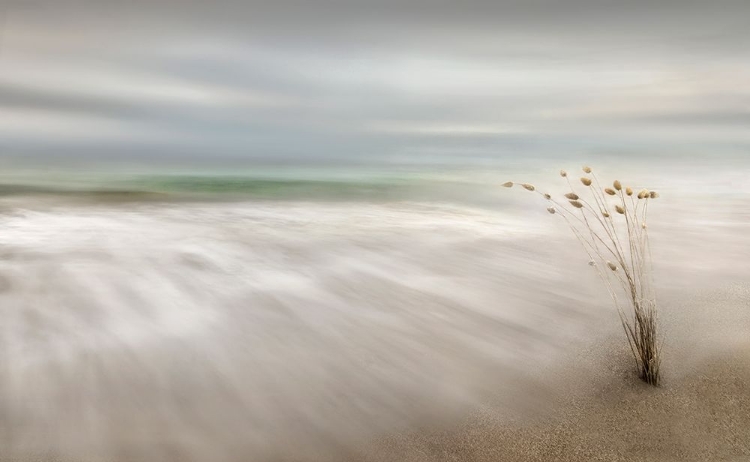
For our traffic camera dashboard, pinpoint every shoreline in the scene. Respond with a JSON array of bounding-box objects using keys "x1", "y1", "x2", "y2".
[
  {"x1": 1, "y1": 198, "x2": 748, "y2": 462},
  {"x1": 355, "y1": 338, "x2": 750, "y2": 462},
  {"x1": 5, "y1": 341, "x2": 748, "y2": 461}
]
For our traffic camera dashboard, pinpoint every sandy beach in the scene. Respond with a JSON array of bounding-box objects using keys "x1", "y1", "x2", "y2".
[{"x1": 360, "y1": 311, "x2": 750, "y2": 462}]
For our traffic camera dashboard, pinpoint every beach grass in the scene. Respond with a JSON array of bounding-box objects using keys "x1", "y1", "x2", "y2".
[{"x1": 506, "y1": 166, "x2": 661, "y2": 386}]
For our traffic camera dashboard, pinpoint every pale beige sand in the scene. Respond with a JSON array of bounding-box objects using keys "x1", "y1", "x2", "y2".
[
  {"x1": 351, "y1": 282, "x2": 750, "y2": 462},
  {"x1": 356, "y1": 345, "x2": 750, "y2": 462}
]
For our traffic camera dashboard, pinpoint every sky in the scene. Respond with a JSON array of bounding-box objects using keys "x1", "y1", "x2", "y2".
[{"x1": 1, "y1": 0, "x2": 749, "y2": 166}]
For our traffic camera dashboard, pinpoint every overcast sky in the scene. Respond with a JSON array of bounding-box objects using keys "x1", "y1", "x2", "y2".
[{"x1": 1, "y1": 0, "x2": 749, "y2": 165}]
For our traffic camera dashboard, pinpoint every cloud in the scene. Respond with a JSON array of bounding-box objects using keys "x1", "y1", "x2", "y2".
[{"x1": 1, "y1": 0, "x2": 749, "y2": 163}]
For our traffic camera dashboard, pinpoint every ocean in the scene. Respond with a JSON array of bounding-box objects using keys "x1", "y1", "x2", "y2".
[{"x1": 1, "y1": 162, "x2": 748, "y2": 460}]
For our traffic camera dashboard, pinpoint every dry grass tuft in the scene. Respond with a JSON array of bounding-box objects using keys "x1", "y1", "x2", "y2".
[{"x1": 505, "y1": 166, "x2": 661, "y2": 386}]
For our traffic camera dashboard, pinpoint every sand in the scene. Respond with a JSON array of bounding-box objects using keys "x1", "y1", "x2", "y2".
[
  {"x1": 351, "y1": 284, "x2": 750, "y2": 462},
  {"x1": 355, "y1": 346, "x2": 750, "y2": 462}
]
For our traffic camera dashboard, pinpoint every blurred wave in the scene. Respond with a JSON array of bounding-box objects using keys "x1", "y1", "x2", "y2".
[
  {"x1": 0, "y1": 170, "x2": 518, "y2": 210},
  {"x1": 0, "y1": 164, "x2": 748, "y2": 461},
  {"x1": 0, "y1": 196, "x2": 598, "y2": 460}
]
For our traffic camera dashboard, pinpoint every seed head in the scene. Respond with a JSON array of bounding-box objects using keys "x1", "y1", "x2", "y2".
[
  {"x1": 544, "y1": 193, "x2": 551, "y2": 200},
  {"x1": 581, "y1": 177, "x2": 592, "y2": 186},
  {"x1": 564, "y1": 192, "x2": 579, "y2": 200},
  {"x1": 547, "y1": 206, "x2": 556, "y2": 214},
  {"x1": 602, "y1": 211, "x2": 610, "y2": 218},
  {"x1": 502, "y1": 181, "x2": 514, "y2": 188},
  {"x1": 626, "y1": 187, "x2": 633, "y2": 196},
  {"x1": 569, "y1": 200, "x2": 584, "y2": 208},
  {"x1": 582, "y1": 166, "x2": 592, "y2": 173},
  {"x1": 649, "y1": 191, "x2": 659, "y2": 199},
  {"x1": 638, "y1": 189, "x2": 648, "y2": 199},
  {"x1": 521, "y1": 183, "x2": 535, "y2": 191},
  {"x1": 604, "y1": 188, "x2": 616, "y2": 196},
  {"x1": 613, "y1": 180, "x2": 622, "y2": 191},
  {"x1": 642, "y1": 222, "x2": 647, "y2": 229},
  {"x1": 615, "y1": 205, "x2": 625, "y2": 214},
  {"x1": 607, "y1": 261, "x2": 617, "y2": 271},
  {"x1": 588, "y1": 260, "x2": 596, "y2": 266},
  {"x1": 560, "y1": 170, "x2": 568, "y2": 177}
]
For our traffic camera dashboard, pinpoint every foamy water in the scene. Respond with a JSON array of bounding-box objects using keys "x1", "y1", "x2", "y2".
[
  {"x1": 0, "y1": 171, "x2": 748, "y2": 461},
  {"x1": 0, "y1": 199, "x2": 603, "y2": 460}
]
